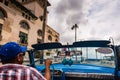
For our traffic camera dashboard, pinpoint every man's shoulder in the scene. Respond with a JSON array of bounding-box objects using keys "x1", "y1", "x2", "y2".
[
  {"x1": 0, "y1": 64, "x2": 32, "y2": 70},
  {"x1": 0, "y1": 64, "x2": 46, "y2": 80},
  {"x1": 0, "y1": 64, "x2": 40, "y2": 74}
]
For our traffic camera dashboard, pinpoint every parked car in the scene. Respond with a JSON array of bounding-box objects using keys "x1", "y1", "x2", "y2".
[{"x1": 25, "y1": 40, "x2": 120, "y2": 80}]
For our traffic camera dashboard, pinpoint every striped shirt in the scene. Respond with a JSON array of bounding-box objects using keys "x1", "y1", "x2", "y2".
[{"x1": 0, "y1": 64, "x2": 46, "y2": 80}]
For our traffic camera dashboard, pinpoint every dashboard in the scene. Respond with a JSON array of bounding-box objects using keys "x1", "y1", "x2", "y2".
[{"x1": 41, "y1": 69, "x2": 63, "y2": 77}]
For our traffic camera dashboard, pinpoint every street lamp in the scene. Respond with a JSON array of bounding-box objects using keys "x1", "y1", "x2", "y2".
[
  {"x1": 109, "y1": 37, "x2": 114, "y2": 45},
  {"x1": 71, "y1": 24, "x2": 79, "y2": 42},
  {"x1": 42, "y1": 0, "x2": 47, "y2": 43},
  {"x1": 40, "y1": 0, "x2": 47, "y2": 64}
]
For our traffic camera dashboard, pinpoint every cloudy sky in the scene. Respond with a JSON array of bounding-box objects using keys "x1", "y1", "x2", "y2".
[{"x1": 47, "y1": 0, "x2": 120, "y2": 45}]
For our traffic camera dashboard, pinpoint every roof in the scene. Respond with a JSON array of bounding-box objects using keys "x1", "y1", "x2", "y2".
[{"x1": 10, "y1": 0, "x2": 37, "y2": 20}]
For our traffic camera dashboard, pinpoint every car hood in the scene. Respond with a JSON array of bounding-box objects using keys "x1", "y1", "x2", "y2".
[{"x1": 35, "y1": 63, "x2": 115, "y2": 74}]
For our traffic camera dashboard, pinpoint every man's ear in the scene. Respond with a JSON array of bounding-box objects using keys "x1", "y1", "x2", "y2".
[
  {"x1": 16, "y1": 54, "x2": 21, "y2": 61},
  {"x1": 16, "y1": 53, "x2": 24, "y2": 64}
]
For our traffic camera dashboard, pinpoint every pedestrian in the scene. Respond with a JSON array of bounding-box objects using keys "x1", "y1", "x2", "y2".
[{"x1": 0, "y1": 42, "x2": 52, "y2": 80}]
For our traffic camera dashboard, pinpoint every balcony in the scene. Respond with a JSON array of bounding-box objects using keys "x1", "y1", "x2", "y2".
[{"x1": 17, "y1": 40, "x2": 28, "y2": 46}]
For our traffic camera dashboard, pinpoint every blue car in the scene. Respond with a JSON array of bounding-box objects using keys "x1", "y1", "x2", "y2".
[{"x1": 25, "y1": 40, "x2": 120, "y2": 80}]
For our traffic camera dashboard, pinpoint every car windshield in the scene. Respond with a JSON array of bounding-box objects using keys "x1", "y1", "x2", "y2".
[{"x1": 33, "y1": 46, "x2": 115, "y2": 68}]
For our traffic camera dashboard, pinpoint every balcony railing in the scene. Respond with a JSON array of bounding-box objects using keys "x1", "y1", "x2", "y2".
[{"x1": 17, "y1": 40, "x2": 28, "y2": 46}]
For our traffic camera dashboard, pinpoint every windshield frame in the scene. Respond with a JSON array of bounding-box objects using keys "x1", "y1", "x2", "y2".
[{"x1": 30, "y1": 40, "x2": 116, "y2": 68}]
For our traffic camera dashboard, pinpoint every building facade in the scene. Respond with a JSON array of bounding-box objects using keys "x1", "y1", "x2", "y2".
[
  {"x1": 45, "y1": 25, "x2": 60, "y2": 42},
  {"x1": 0, "y1": 0, "x2": 60, "y2": 50}
]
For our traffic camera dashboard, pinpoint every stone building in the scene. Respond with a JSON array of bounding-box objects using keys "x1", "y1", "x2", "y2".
[
  {"x1": 45, "y1": 25, "x2": 59, "y2": 42},
  {"x1": 0, "y1": 0, "x2": 60, "y2": 50}
]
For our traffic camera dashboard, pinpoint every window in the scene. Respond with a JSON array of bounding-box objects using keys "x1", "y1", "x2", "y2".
[
  {"x1": 37, "y1": 38, "x2": 42, "y2": 43},
  {"x1": 22, "y1": 13, "x2": 31, "y2": 20},
  {"x1": 34, "y1": 51, "x2": 42, "y2": 58},
  {"x1": 19, "y1": 31, "x2": 28, "y2": 44},
  {"x1": 46, "y1": 52, "x2": 50, "y2": 56},
  {"x1": 22, "y1": 0, "x2": 28, "y2": 2},
  {"x1": 22, "y1": 0, "x2": 27, "y2": 2},
  {"x1": 28, "y1": 17, "x2": 31, "y2": 20},
  {"x1": 0, "y1": 10, "x2": 5, "y2": 19},
  {"x1": 39, "y1": 16, "x2": 43, "y2": 21},
  {"x1": 0, "y1": 0, "x2": 3, "y2": 2},
  {"x1": 0, "y1": 24, "x2": 2, "y2": 34},
  {"x1": 48, "y1": 35, "x2": 52, "y2": 41},
  {"x1": 0, "y1": 24, "x2": 2, "y2": 41},
  {"x1": 37, "y1": 29, "x2": 42, "y2": 36},
  {"x1": 55, "y1": 35, "x2": 58, "y2": 38},
  {"x1": 48, "y1": 30, "x2": 52, "y2": 34},
  {"x1": 0, "y1": 7, "x2": 7, "y2": 19},
  {"x1": 22, "y1": 0, "x2": 25, "y2": 2},
  {"x1": 20, "y1": 21, "x2": 30, "y2": 30},
  {"x1": 55, "y1": 39, "x2": 58, "y2": 42},
  {"x1": 22, "y1": 13, "x2": 25, "y2": 17},
  {"x1": 4, "y1": 0, "x2": 9, "y2": 6},
  {"x1": 25, "y1": 15, "x2": 28, "y2": 19}
]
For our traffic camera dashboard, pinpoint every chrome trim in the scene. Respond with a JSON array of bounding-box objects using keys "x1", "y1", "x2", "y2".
[{"x1": 65, "y1": 72, "x2": 114, "y2": 79}]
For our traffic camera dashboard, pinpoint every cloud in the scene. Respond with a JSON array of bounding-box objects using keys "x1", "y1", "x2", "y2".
[
  {"x1": 48, "y1": 0, "x2": 88, "y2": 44},
  {"x1": 55, "y1": 0, "x2": 87, "y2": 26},
  {"x1": 48, "y1": 0, "x2": 120, "y2": 45},
  {"x1": 85, "y1": 0, "x2": 120, "y2": 44},
  {"x1": 55, "y1": 0, "x2": 83, "y2": 14}
]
